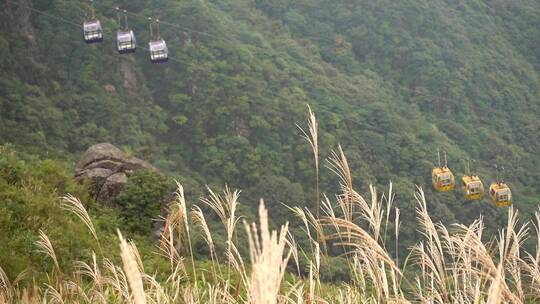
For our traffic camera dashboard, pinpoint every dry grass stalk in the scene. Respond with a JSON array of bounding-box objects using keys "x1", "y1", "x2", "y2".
[
  {"x1": 207, "y1": 282, "x2": 236, "y2": 304},
  {"x1": 174, "y1": 182, "x2": 198, "y2": 286},
  {"x1": 327, "y1": 146, "x2": 353, "y2": 223},
  {"x1": 157, "y1": 214, "x2": 186, "y2": 280},
  {"x1": 192, "y1": 204, "x2": 220, "y2": 279},
  {"x1": 74, "y1": 252, "x2": 106, "y2": 303},
  {"x1": 0, "y1": 265, "x2": 12, "y2": 303},
  {"x1": 286, "y1": 232, "x2": 301, "y2": 276},
  {"x1": 117, "y1": 230, "x2": 146, "y2": 304},
  {"x1": 523, "y1": 208, "x2": 540, "y2": 300},
  {"x1": 225, "y1": 240, "x2": 249, "y2": 295},
  {"x1": 486, "y1": 263, "x2": 504, "y2": 304},
  {"x1": 36, "y1": 230, "x2": 61, "y2": 273},
  {"x1": 44, "y1": 283, "x2": 65, "y2": 304},
  {"x1": 245, "y1": 200, "x2": 291, "y2": 304},
  {"x1": 61, "y1": 194, "x2": 100, "y2": 246},
  {"x1": 297, "y1": 105, "x2": 320, "y2": 219},
  {"x1": 281, "y1": 281, "x2": 305, "y2": 304},
  {"x1": 103, "y1": 258, "x2": 130, "y2": 301},
  {"x1": 201, "y1": 185, "x2": 241, "y2": 286},
  {"x1": 158, "y1": 181, "x2": 198, "y2": 295},
  {"x1": 413, "y1": 188, "x2": 449, "y2": 301}
]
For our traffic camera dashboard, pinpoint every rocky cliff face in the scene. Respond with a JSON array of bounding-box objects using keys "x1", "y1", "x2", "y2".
[{"x1": 75, "y1": 143, "x2": 157, "y2": 204}]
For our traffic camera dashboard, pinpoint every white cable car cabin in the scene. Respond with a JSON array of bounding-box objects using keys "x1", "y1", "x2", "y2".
[
  {"x1": 117, "y1": 30, "x2": 136, "y2": 54},
  {"x1": 83, "y1": 20, "x2": 103, "y2": 44},
  {"x1": 149, "y1": 40, "x2": 168, "y2": 63}
]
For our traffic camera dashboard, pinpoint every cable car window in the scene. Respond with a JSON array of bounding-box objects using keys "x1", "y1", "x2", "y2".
[
  {"x1": 83, "y1": 20, "x2": 103, "y2": 43},
  {"x1": 497, "y1": 189, "x2": 510, "y2": 201},
  {"x1": 469, "y1": 182, "x2": 481, "y2": 194},
  {"x1": 439, "y1": 173, "x2": 452, "y2": 186}
]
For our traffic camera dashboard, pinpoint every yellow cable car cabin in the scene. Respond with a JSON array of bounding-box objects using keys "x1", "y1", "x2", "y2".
[
  {"x1": 461, "y1": 175, "x2": 484, "y2": 200},
  {"x1": 432, "y1": 167, "x2": 455, "y2": 192},
  {"x1": 489, "y1": 182, "x2": 512, "y2": 207}
]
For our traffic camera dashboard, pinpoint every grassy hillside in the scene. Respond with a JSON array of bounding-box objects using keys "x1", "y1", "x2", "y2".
[
  {"x1": 0, "y1": 146, "x2": 171, "y2": 281},
  {"x1": 1, "y1": 144, "x2": 540, "y2": 303}
]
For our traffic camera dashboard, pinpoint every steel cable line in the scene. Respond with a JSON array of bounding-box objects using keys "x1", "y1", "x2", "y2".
[
  {"x1": 6, "y1": 1, "x2": 373, "y2": 127},
  {"x1": 14, "y1": 6, "x2": 521, "y2": 181},
  {"x1": 8, "y1": 1, "x2": 400, "y2": 146},
  {"x1": 1, "y1": 2, "x2": 360, "y2": 120},
  {"x1": 10, "y1": 0, "x2": 504, "y2": 109},
  {"x1": 78, "y1": 0, "x2": 285, "y2": 64},
  {"x1": 92, "y1": 2, "x2": 225, "y2": 40},
  {"x1": 1, "y1": 0, "x2": 477, "y2": 142},
  {"x1": 5, "y1": 0, "x2": 81, "y2": 27},
  {"x1": 111, "y1": 4, "x2": 540, "y2": 116},
  {"x1": 0, "y1": 2, "x2": 491, "y2": 135},
  {"x1": 5, "y1": 0, "x2": 185, "y2": 64}
]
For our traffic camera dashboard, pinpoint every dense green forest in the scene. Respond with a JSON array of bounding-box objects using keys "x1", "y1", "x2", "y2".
[{"x1": 2, "y1": 0, "x2": 540, "y2": 284}]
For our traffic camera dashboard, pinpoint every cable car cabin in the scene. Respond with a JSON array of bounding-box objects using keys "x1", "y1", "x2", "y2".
[
  {"x1": 149, "y1": 40, "x2": 168, "y2": 63},
  {"x1": 489, "y1": 182, "x2": 512, "y2": 207},
  {"x1": 432, "y1": 167, "x2": 455, "y2": 192},
  {"x1": 117, "y1": 30, "x2": 136, "y2": 54},
  {"x1": 83, "y1": 20, "x2": 103, "y2": 44},
  {"x1": 461, "y1": 175, "x2": 484, "y2": 200}
]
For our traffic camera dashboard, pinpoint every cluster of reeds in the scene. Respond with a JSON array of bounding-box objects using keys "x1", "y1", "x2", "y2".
[{"x1": 1, "y1": 108, "x2": 540, "y2": 303}]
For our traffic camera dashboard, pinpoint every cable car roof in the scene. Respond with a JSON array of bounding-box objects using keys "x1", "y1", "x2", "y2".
[
  {"x1": 462, "y1": 175, "x2": 481, "y2": 183},
  {"x1": 433, "y1": 166, "x2": 452, "y2": 173},
  {"x1": 491, "y1": 182, "x2": 510, "y2": 190},
  {"x1": 84, "y1": 20, "x2": 101, "y2": 30},
  {"x1": 149, "y1": 40, "x2": 167, "y2": 49},
  {"x1": 467, "y1": 181, "x2": 482, "y2": 188},
  {"x1": 117, "y1": 31, "x2": 134, "y2": 41}
]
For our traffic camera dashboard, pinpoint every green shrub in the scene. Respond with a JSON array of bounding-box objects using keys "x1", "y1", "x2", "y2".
[
  {"x1": 0, "y1": 146, "x2": 94, "y2": 279},
  {"x1": 116, "y1": 170, "x2": 172, "y2": 235},
  {"x1": 0, "y1": 146, "x2": 25, "y2": 185}
]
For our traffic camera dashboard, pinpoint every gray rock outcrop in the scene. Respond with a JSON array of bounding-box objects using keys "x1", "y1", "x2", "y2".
[{"x1": 75, "y1": 143, "x2": 157, "y2": 204}]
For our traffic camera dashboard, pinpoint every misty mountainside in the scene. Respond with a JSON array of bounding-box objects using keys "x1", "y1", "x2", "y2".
[{"x1": 2, "y1": 0, "x2": 540, "y2": 253}]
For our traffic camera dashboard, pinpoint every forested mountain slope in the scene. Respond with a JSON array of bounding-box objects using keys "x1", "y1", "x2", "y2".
[{"x1": 1, "y1": 0, "x2": 540, "y2": 248}]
